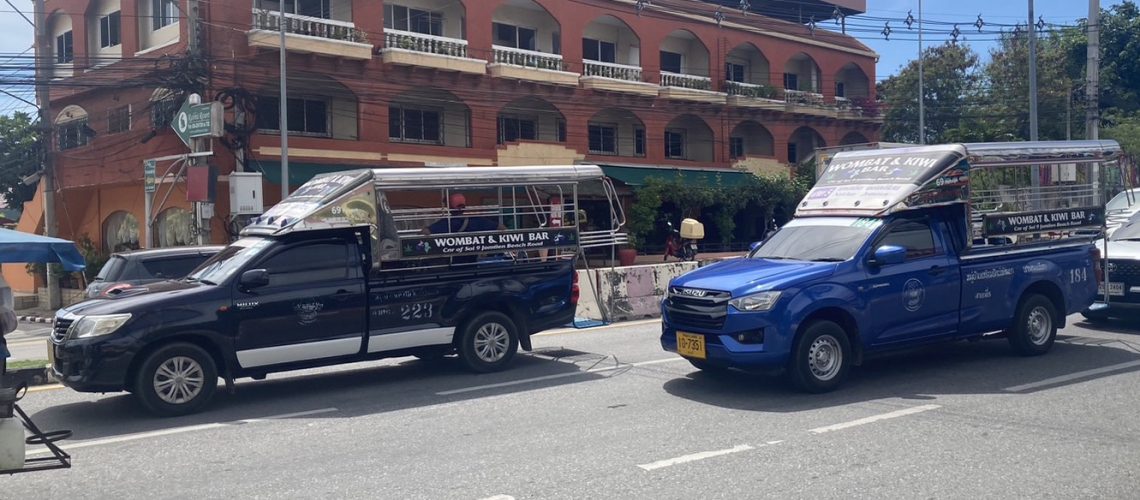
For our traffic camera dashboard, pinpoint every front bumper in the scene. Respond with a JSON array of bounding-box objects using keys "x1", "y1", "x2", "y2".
[
  {"x1": 50, "y1": 336, "x2": 136, "y2": 393},
  {"x1": 659, "y1": 304, "x2": 791, "y2": 370},
  {"x1": 1084, "y1": 301, "x2": 1140, "y2": 318}
]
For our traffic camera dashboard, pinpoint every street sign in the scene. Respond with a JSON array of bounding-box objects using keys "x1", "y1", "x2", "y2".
[
  {"x1": 172, "y1": 100, "x2": 223, "y2": 147},
  {"x1": 144, "y1": 160, "x2": 156, "y2": 193}
]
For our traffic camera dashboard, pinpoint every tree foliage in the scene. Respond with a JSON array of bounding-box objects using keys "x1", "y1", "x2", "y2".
[
  {"x1": 0, "y1": 111, "x2": 41, "y2": 210},
  {"x1": 878, "y1": 43, "x2": 981, "y2": 144}
]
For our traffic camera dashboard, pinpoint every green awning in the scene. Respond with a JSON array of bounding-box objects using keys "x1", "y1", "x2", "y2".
[
  {"x1": 255, "y1": 161, "x2": 369, "y2": 187},
  {"x1": 599, "y1": 165, "x2": 752, "y2": 188}
]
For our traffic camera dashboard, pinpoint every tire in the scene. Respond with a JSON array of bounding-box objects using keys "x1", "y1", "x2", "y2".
[
  {"x1": 788, "y1": 320, "x2": 851, "y2": 393},
  {"x1": 457, "y1": 312, "x2": 519, "y2": 373},
  {"x1": 1008, "y1": 294, "x2": 1057, "y2": 356},
  {"x1": 133, "y1": 342, "x2": 218, "y2": 417}
]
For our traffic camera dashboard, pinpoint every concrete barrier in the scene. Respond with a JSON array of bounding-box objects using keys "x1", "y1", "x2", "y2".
[{"x1": 573, "y1": 256, "x2": 743, "y2": 324}]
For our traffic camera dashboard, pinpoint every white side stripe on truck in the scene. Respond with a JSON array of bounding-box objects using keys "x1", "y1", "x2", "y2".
[
  {"x1": 368, "y1": 327, "x2": 455, "y2": 353},
  {"x1": 236, "y1": 338, "x2": 360, "y2": 368}
]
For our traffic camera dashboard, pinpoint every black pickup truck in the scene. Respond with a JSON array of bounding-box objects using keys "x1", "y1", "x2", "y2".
[{"x1": 49, "y1": 166, "x2": 621, "y2": 416}]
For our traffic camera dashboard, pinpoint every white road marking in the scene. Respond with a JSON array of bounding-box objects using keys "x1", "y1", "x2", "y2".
[
  {"x1": 765, "y1": 440, "x2": 784, "y2": 445},
  {"x1": 808, "y1": 404, "x2": 942, "y2": 434},
  {"x1": 478, "y1": 496, "x2": 516, "y2": 500},
  {"x1": 1004, "y1": 360, "x2": 1140, "y2": 392},
  {"x1": 637, "y1": 444, "x2": 754, "y2": 471},
  {"x1": 436, "y1": 357, "x2": 686, "y2": 396},
  {"x1": 26, "y1": 407, "x2": 338, "y2": 456}
]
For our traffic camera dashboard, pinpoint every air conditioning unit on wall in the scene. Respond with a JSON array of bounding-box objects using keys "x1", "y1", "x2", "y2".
[{"x1": 228, "y1": 172, "x2": 264, "y2": 215}]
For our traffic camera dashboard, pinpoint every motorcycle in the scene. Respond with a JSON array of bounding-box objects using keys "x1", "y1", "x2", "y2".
[{"x1": 664, "y1": 218, "x2": 704, "y2": 262}]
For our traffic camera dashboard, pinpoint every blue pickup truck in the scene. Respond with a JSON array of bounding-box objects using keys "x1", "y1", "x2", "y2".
[{"x1": 661, "y1": 142, "x2": 1115, "y2": 392}]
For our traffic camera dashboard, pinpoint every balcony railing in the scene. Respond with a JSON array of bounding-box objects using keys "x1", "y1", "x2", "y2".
[
  {"x1": 252, "y1": 9, "x2": 367, "y2": 44},
  {"x1": 725, "y1": 80, "x2": 780, "y2": 99},
  {"x1": 492, "y1": 45, "x2": 565, "y2": 71},
  {"x1": 784, "y1": 89, "x2": 825, "y2": 107},
  {"x1": 660, "y1": 72, "x2": 712, "y2": 91},
  {"x1": 384, "y1": 29, "x2": 469, "y2": 58},
  {"x1": 582, "y1": 60, "x2": 642, "y2": 82}
]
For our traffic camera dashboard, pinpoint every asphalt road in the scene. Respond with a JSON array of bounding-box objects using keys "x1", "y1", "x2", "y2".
[{"x1": 5, "y1": 316, "x2": 1140, "y2": 499}]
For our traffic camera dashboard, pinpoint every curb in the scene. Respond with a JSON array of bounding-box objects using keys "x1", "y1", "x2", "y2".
[
  {"x1": 18, "y1": 316, "x2": 54, "y2": 324},
  {"x1": 2, "y1": 366, "x2": 55, "y2": 388}
]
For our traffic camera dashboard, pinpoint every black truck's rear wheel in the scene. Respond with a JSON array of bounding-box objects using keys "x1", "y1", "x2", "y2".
[
  {"x1": 457, "y1": 312, "x2": 519, "y2": 373},
  {"x1": 133, "y1": 342, "x2": 218, "y2": 417}
]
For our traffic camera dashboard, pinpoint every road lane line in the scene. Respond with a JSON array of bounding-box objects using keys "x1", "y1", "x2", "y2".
[
  {"x1": 637, "y1": 444, "x2": 754, "y2": 471},
  {"x1": 1004, "y1": 360, "x2": 1140, "y2": 392},
  {"x1": 436, "y1": 357, "x2": 686, "y2": 396},
  {"x1": 808, "y1": 404, "x2": 942, "y2": 434},
  {"x1": 26, "y1": 407, "x2": 338, "y2": 456}
]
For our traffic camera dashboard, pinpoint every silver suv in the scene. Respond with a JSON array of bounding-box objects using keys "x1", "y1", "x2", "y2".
[{"x1": 85, "y1": 246, "x2": 223, "y2": 299}]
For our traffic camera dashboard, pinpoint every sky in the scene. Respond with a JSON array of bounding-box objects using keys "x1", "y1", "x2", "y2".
[
  {"x1": 0, "y1": 0, "x2": 1129, "y2": 115},
  {"x1": 863, "y1": 0, "x2": 1126, "y2": 81}
]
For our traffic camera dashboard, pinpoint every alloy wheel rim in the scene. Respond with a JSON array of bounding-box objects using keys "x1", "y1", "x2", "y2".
[
  {"x1": 153, "y1": 356, "x2": 205, "y2": 405},
  {"x1": 808, "y1": 335, "x2": 842, "y2": 381},
  {"x1": 474, "y1": 323, "x2": 510, "y2": 363}
]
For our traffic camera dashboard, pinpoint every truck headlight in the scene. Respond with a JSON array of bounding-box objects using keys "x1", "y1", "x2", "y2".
[
  {"x1": 69, "y1": 314, "x2": 132, "y2": 339},
  {"x1": 729, "y1": 292, "x2": 782, "y2": 312}
]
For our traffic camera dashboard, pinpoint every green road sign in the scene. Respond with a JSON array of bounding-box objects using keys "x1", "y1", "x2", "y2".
[
  {"x1": 172, "y1": 101, "x2": 222, "y2": 147},
  {"x1": 144, "y1": 160, "x2": 156, "y2": 193}
]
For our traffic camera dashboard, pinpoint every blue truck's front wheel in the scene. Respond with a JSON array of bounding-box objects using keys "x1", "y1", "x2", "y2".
[{"x1": 789, "y1": 321, "x2": 851, "y2": 393}]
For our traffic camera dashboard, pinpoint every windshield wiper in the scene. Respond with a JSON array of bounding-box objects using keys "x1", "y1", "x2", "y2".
[
  {"x1": 760, "y1": 256, "x2": 794, "y2": 260},
  {"x1": 197, "y1": 278, "x2": 218, "y2": 286},
  {"x1": 809, "y1": 258, "x2": 846, "y2": 262}
]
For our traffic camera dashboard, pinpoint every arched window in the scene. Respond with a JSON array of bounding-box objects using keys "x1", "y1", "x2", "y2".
[
  {"x1": 156, "y1": 207, "x2": 194, "y2": 247},
  {"x1": 103, "y1": 211, "x2": 140, "y2": 253}
]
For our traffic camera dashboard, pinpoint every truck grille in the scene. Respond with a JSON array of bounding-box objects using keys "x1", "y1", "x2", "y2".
[
  {"x1": 665, "y1": 288, "x2": 731, "y2": 330},
  {"x1": 1107, "y1": 259, "x2": 1140, "y2": 304},
  {"x1": 51, "y1": 317, "x2": 73, "y2": 344}
]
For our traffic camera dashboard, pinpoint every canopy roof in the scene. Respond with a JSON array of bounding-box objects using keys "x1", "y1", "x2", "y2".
[{"x1": 0, "y1": 228, "x2": 85, "y2": 271}]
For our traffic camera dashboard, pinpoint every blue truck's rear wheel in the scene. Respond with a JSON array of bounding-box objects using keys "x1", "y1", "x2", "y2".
[
  {"x1": 789, "y1": 321, "x2": 851, "y2": 393},
  {"x1": 1009, "y1": 294, "x2": 1057, "y2": 356},
  {"x1": 458, "y1": 312, "x2": 519, "y2": 373}
]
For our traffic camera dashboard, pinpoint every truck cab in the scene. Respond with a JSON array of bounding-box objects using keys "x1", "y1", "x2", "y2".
[{"x1": 662, "y1": 142, "x2": 1116, "y2": 392}]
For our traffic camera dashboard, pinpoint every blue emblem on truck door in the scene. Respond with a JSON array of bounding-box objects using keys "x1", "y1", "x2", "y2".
[{"x1": 903, "y1": 279, "x2": 926, "y2": 312}]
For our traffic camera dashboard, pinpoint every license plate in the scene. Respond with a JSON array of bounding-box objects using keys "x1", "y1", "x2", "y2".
[
  {"x1": 1098, "y1": 282, "x2": 1125, "y2": 296},
  {"x1": 676, "y1": 332, "x2": 706, "y2": 360},
  {"x1": 46, "y1": 339, "x2": 56, "y2": 367}
]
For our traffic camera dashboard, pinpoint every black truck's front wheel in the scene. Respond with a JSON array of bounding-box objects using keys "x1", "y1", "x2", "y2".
[
  {"x1": 1009, "y1": 294, "x2": 1057, "y2": 356},
  {"x1": 133, "y1": 342, "x2": 218, "y2": 417},
  {"x1": 458, "y1": 312, "x2": 519, "y2": 373},
  {"x1": 789, "y1": 320, "x2": 851, "y2": 393}
]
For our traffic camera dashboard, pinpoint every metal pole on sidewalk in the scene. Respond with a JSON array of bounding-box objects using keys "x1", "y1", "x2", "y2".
[
  {"x1": 1087, "y1": 0, "x2": 1101, "y2": 204},
  {"x1": 279, "y1": 4, "x2": 290, "y2": 200},
  {"x1": 33, "y1": 0, "x2": 60, "y2": 310},
  {"x1": 1029, "y1": 0, "x2": 1041, "y2": 210},
  {"x1": 918, "y1": 0, "x2": 925, "y2": 145}
]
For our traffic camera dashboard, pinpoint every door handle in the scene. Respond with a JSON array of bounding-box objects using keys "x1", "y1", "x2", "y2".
[{"x1": 928, "y1": 265, "x2": 944, "y2": 276}]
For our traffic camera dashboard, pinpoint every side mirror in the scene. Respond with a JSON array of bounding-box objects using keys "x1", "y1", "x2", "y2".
[
  {"x1": 749, "y1": 241, "x2": 763, "y2": 252},
  {"x1": 239, "y1": 269, "x2": 270, "y2": 289},
  {"x1": 870, "y1": 245, "x2": 907, "y2": 266}
]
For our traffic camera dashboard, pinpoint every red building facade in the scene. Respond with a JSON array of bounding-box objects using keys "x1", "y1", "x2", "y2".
[{"x1": 8, "y1": 0, "x2": 879, "y2": 291}]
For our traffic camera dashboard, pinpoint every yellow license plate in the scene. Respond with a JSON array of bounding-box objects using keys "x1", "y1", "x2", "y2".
[{"x1": 676, "y1": 332, "x2": 706, "y2": 360}]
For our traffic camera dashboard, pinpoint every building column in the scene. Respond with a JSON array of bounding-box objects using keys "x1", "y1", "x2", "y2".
[
  {"x1": 351, "y1": 0, "x2": 383, "y2": 46},
  {"x1": 70, "y1": 13, "x2": 90, "y2": 71},
  {"x1": 464, "y1": 1, "x2": 493, "y2": 63},
  {"x1": 121, "y1": 0, "x2": 140, "y2": 56}
]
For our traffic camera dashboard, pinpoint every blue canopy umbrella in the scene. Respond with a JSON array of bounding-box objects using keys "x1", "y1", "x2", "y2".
[{"x1": 0, "y1": 228, "x2": 85, "y2": 272}]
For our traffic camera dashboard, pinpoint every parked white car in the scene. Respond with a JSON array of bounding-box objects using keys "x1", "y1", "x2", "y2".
[{"x1": 1105, "y1": 188, "x2": 1140, "y2": 237}]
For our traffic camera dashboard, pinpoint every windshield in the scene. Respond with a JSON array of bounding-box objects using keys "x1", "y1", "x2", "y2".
[
  {"x1": 1106, "y1": 189, "x2": 1140, "y2": 212},
  {"x1": 1111, "y1": 215, "x2": 1140, "y2": 241},
  {"x1": 186, "y1": 237, "x2": 273, "y2": 285},
  {"x1": 95, "y1": 255, "x2": 127, "y2": 281},
  {"x1": 750, "y1": 217, "x2": 881, "y2": 262}
]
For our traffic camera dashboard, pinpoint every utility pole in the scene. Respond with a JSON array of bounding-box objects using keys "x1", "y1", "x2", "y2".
[
  {"x1": 187, "y1": 0, "x2": 211, "y2": 245},
  {"x1": 1087, "y1": 0, "x2": 1101, "y2": 203},
  {"x1": 918, "y1": 0, "x2": 925, "y2": 144},
  {"x1": 279, "y1": 4, "x2": 290, "y2": 200},
  {"x1": 33, "y1": 0, "x2": 60, "y2": 310},
  {"x1": 1028, "y1": 0, "x2": 1041, "y2": 209}
]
